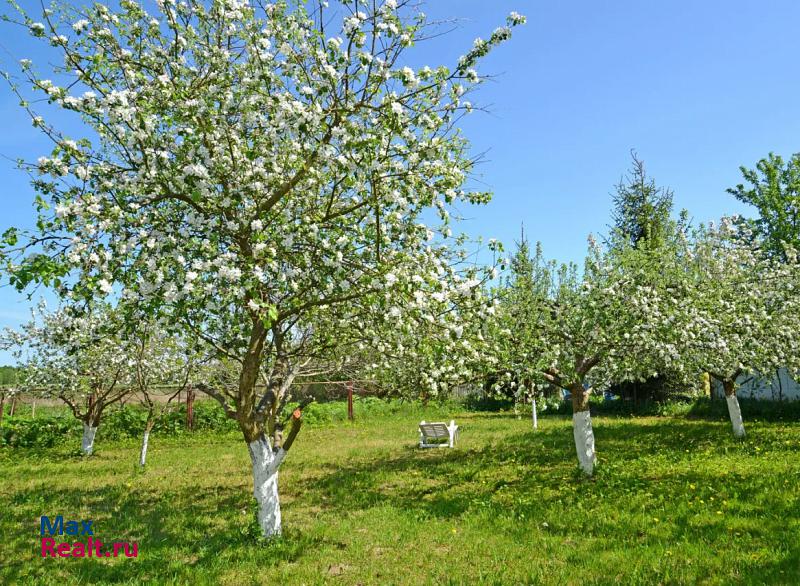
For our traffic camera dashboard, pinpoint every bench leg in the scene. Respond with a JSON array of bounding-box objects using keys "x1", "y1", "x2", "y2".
[{"x1": 448, "y1": 426, "x2": 458, "y2": 448}]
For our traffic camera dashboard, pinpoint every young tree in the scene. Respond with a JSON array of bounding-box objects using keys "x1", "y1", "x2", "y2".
[
  {"x1": 1, "y1": 1, "x2": 525, "y2": 537},
  {"x1": 489, "y1": 234, "x2": 560, "y2": 427},
  {"x1": 4, "y1": 303, "x2": 134, "y2": 455},
  {"x1": 727, "y1": 153, "x2": 800, "y2": 262},
  {"x1": 130, "y1": 326, "x2": 195, "y2": 468}
]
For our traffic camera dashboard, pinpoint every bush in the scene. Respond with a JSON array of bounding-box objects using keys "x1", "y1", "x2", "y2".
[
  {"x1": 0, "y1": 416, "x2": 80, "y2": 448},
  {"x1": 280, "y1": 396, "x2": 460, "y2": 425},
  {"x1": 188, "y1": 400, "x2": 239, "y2": 433},
  {"x1": 101, "y1": 407, "x2": 148, "y2": 440},
  {"x1": 9, "y1": 395, "x2": 797, "y2": 450},
  {"x1": 0, "y1": 400, "x2": 240, "y2": 448},
  {"x1": 100, "y1": 401, "x2": 240, "y2": 438},
  {"x1": 1, "y1": 397, "x2": 460, "y2": 449},
  {"x1": 462, "y1": 394, "x2": 515, "y2": 412}
]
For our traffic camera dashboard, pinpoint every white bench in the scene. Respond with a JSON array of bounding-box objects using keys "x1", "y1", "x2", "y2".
[{"x1": 418, "y1": 420, "x2": 459, "y2": 448}]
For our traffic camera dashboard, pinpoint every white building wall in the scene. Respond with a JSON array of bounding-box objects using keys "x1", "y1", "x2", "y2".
[{"x1": 711, "y1": 368, "x2": 800, "y2": 401}]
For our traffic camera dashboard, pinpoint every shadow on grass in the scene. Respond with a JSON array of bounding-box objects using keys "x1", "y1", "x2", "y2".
[
  {"x1": 2, "y1": 415, "x2": 799, "y2": 584},
  {"x1": 0, "y1": 477, "x2": 340, "y2": 585},
  {"x1": 307, "y1": 419, "x2": 712, "y2": 517},
  {"x1": 685, "y1": 397, "x2": 800, "y2": 422},
  {"x1": 306, "y1": 417, "x2": 800, "y2": 581}
]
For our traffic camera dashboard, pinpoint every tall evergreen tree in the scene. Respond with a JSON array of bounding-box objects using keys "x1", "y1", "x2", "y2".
[
  {"x1": 608, "y1": 152, "x2": 692, "y2": 406},
  {"x1": 611, "y1": 152, "x2": 674, "y2": 250}
]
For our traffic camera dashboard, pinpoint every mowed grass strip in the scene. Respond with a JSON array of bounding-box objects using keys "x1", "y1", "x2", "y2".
[{"x1": 2, "y1": 408, "x2": 799, "y2": 585}]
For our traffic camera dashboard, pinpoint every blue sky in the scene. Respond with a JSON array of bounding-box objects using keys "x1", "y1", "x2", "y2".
[{"x1": 1, "y1": 0, "x2": 799, "y2": 363}]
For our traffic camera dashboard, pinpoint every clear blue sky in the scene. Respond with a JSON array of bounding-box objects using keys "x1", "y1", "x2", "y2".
[{"x1": 1, "y1": 0, "x2": 799, "y2": 363}]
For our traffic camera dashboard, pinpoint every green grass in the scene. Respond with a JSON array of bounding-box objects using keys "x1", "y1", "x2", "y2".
[{"x1": 2, "y1": 407, "x2": 800, "y2": 585}]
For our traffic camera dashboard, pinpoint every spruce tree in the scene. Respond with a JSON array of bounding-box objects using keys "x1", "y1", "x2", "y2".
[{"x1": 611, "y1": 152, "x2": 674, "y2": 250}]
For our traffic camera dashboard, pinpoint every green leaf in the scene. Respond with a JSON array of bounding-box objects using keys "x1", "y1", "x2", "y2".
[{"x1": 2, "y1": 227, "x2": 18, "y2": 247}]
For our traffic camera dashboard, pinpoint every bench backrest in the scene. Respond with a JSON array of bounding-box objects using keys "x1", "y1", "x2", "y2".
[{"x1": 419, "y1": 422, "x2": 450, "y2": 439}]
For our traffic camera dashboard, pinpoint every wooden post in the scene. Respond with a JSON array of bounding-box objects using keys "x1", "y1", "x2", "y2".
[
  {"x1": 186, "y1": 387, "x2": 195, "y2": 431},
  {"x1": 0, "y1": 392, "x2": 4, "y2": 424},
  {"x1": 347, "y1": 381, "x2": 354, "y2": 421},
  {"x1": 31, "y1": 400, "x2": 36, "y2": 419},
  {"x1": 9, "y1": 395, "x2": 17, "y2": 418}
]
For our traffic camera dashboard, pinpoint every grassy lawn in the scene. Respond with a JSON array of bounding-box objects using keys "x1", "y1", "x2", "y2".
[{"x1": 2, "y1": 407, "x2": 800, "y2": 585}]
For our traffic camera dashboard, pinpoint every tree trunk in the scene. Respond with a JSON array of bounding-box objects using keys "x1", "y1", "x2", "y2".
[
  {"x1": 723, "y1": 379, "x2": 745, "y2": 438},
  {"x1": 139, "y1": 429, "x2": 151, "y2": 467},
  {"x1": 347, "y1": 381, "x2": 354, "y2": 421},
  {"x1": 239, "y1": 323, "x2": 282, "y2": 538},
  {"x1": 702, "y1": 372, "x2": 712, "y2": 400},
  {"x1": 186, "y1": 388, "x2": 195, "y2": 431},
  {"x1": 570, "y1": 383, "x2": 596, "y2": 475},
  {"x1": 139, "y1": 419, "x2": 155, "y2": 468},
  {"x1": 0, "y1": 394, "x2": 4, "y2": 424},
  {"x1": 9, "y1": 396, "x2": 17, "y2": 417},
  {"x1": 235, "y1": 324, "x2": 302, "y2": 539},
  {"x1": 81, "y1": 422, "x2": 98, "y2": 456},
  {"x1": 248, "y1": 435, "x2": 282, "y2": 538},
  {"x1": 532, "y1": 397, "x2": 538, "y2": 430}
]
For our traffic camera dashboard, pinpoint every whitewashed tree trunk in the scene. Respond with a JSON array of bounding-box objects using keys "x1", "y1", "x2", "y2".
[
  {"x1": 532, "y1": 397, "x2": 538, "y2": 430},
  {"x1": 81, "y1": 423, "x2": 98, "y2": 456},
  {"x1": 139, "y1": 430, "x2": 150, "y2": 467},
  {"x1": 572, "y1": 410, "x2": 596, "y2": 475},
  {"x1": 725, "y1": 393, "x2": 746, "y2": 438},
  {"x1": 248, "y1": 437, "x2": 285, "y2": 538}
]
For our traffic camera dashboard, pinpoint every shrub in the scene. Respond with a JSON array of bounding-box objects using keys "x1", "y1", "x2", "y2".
[{"x1": 0, "y1": 416, "x2": 80, "y2": 448}]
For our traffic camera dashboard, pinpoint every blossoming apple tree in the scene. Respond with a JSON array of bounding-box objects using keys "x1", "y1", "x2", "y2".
[
  {"x1": 359, "y1": 237, "x2": 505, "y2": 401},
  {"x1": 3, "y1": 303, "x2": 136, "y2": 455},
  {"x1": 130, "y1": 325, "x2": 197, "y2": 467},
  {"x1": 681, "y1": 220, "x2": 800, "y2": 438},
  {"x1": 0, "y1": 0, "x2": 525, "y2": 537},
  {"x1": 485, "y1": 236, "x2": 695, "y2": 475},
  {"x1": 486, "y1": 237, "x2": 561, "y2": 427}
]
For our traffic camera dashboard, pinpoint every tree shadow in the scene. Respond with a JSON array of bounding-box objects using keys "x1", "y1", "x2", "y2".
[{"x1": 0, "y1": 478, "x2": 334, "y2": 584}]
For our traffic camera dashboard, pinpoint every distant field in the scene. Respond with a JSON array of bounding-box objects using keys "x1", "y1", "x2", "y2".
[{"x1": 2, "y1": 407, "x2": 800, "y2": 585}]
